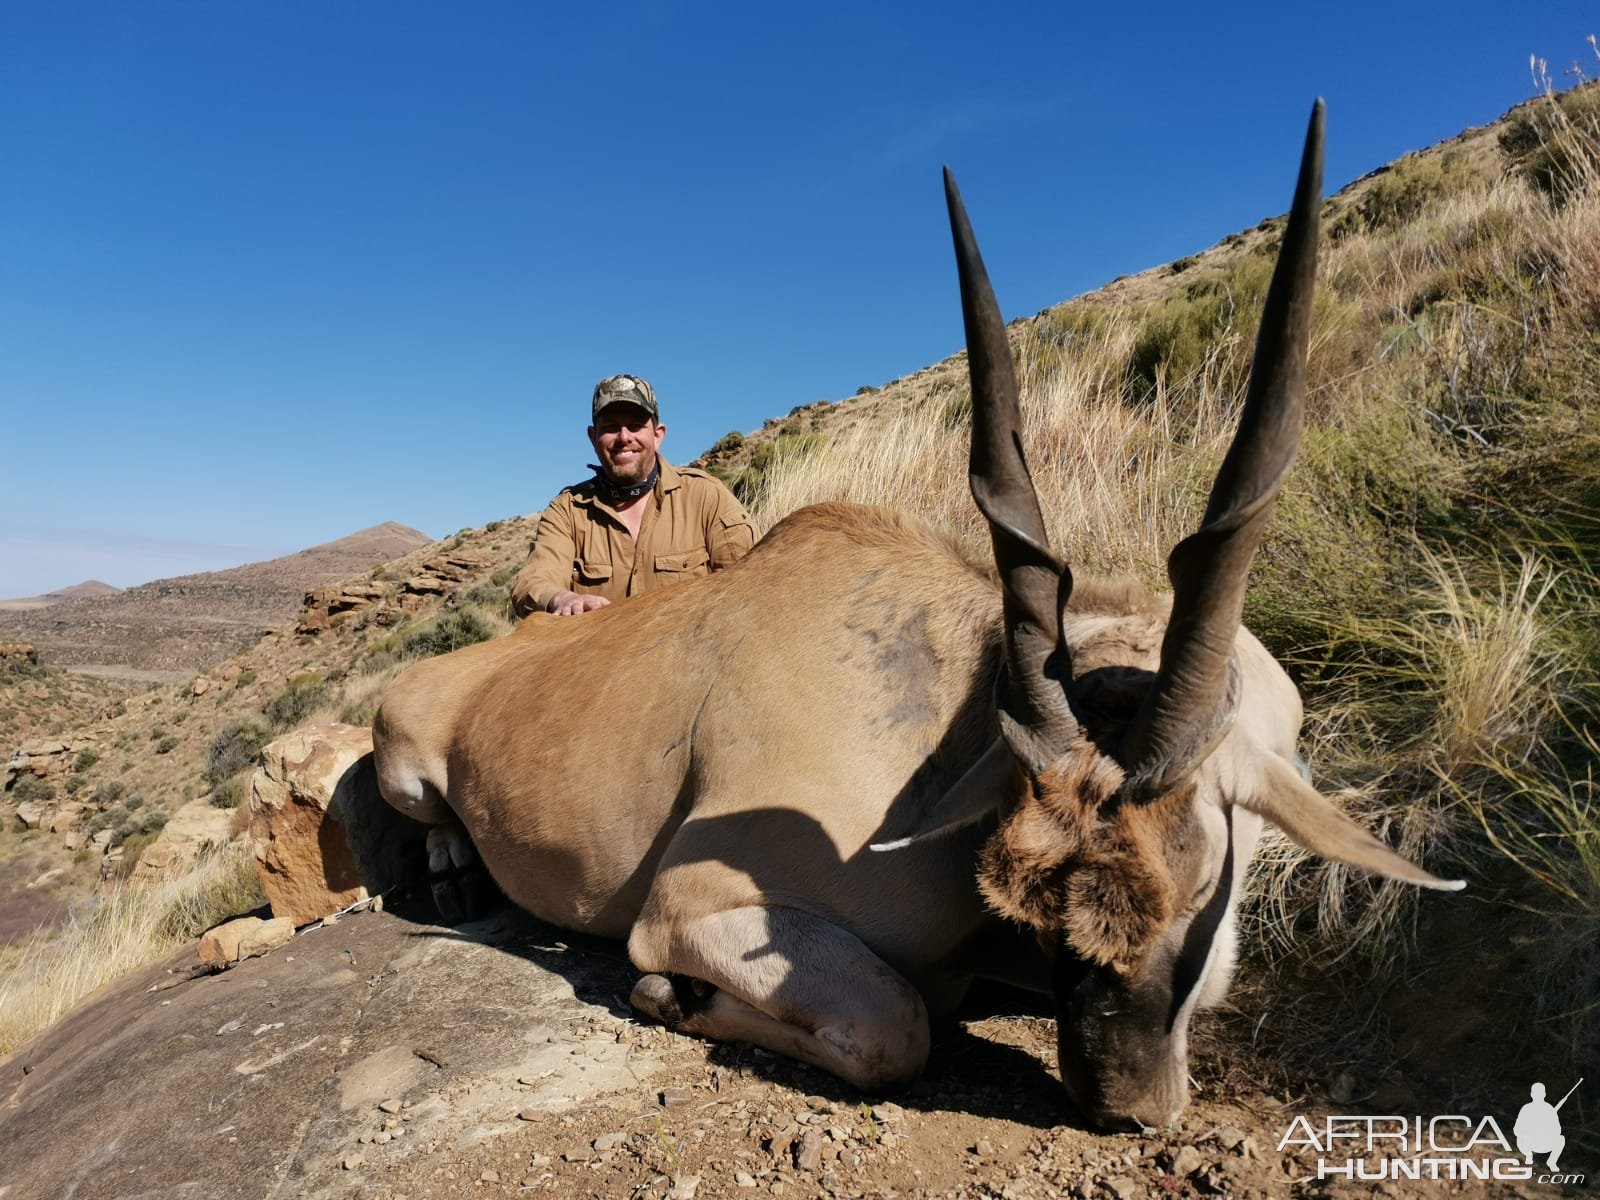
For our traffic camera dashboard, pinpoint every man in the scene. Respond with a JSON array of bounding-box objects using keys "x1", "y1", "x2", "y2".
[{"x1": 511, "y1": 374, "x2": 757, "y2": 618}]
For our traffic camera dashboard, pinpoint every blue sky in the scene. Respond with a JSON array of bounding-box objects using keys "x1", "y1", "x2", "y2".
[{"x1": 1, "y1": 2, "x2": 1594, "y2": 597}]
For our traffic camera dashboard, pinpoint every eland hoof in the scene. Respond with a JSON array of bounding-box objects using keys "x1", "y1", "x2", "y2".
[
  {"x1": 630, "y1": 973, "x2": 718, "y2": 1028},
  {"x1": 426, "y1": 825, "x2": 497, "y2": 924}
]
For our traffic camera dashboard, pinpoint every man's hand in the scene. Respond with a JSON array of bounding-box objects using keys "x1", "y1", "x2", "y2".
[{"x1": 547, "y1": 591, "x2": 611, "y2": 616}]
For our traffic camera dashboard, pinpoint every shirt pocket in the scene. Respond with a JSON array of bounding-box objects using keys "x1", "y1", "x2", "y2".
[
  {"x1": 575, "y1": 559, "x2": 613, "y2": 585},
  {"x1": 654, "y1": 547, "x2": 711, "y2": 574}
]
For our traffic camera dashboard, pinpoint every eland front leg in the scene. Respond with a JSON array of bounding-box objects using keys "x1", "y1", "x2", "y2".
[{"x1": 628, "y1": 905, "x2": 930, "y2": 1092}]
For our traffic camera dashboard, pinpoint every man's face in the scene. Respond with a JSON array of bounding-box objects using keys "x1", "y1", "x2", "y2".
[{"x1": 589, "y1": 403, "x2": 666, "y2": 486}]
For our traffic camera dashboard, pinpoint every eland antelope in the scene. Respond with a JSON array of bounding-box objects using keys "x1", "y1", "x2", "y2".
[{"x1": 373, "y1": 102, "x2": 1461, "y2": 1130}]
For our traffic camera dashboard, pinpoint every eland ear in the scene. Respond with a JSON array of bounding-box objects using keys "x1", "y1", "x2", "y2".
[
  {"x1": 1239, "y1": 754, "x2": 1464, "y2": 891},
  {"x1": 870, "y1": 738, "x2": 1018, "y2": 852}
]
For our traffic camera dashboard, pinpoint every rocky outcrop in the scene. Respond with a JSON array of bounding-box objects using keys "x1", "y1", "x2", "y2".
[
  {"x1": 248, "y1": 724, "x2": 425, "y2": 926},
  {"x1": 296, "y1": 582, "x2": 391, "y2": 634},
  {"x1": 400, "y1": 552, "x2": 490, "y2": 600},
  {"x1": 127, "y1": 796, "x2": 237, "y2": 884}
]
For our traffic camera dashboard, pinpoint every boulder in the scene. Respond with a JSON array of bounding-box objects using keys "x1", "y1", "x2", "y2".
[
  {"x1": 248, "y1": 724, "x2": 425, "y2": 926},
  {"x1": 127, "y1": 797, "x2": 235, "y2": 885},
  {"x1": 197, "y1": 915, "x2": 294, "y2": 966},
  {"x1": 191, "y1": 676, "x2": 212, "y2": 697},
  {"x1": 49, "y1": 804, "x2": 83, "y2": 834},
  {"x1": 14, "y1": 801, "x2": 46, "y2": 830}
]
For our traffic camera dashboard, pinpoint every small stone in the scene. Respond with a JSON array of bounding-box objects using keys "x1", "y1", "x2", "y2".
[
  {"x1": 562, "y1": 1150, "x2": 593, "y2": 1163},
  {"x1": 660, "y1": 1088, "x2": 692, "y2": 1108},
  {"x1": 343, "y1": 1155, "x2": 366, "y2": 1170},
  {"x1": 794, "y1": 1130, "x2": 823, "y2": 1172},
  {"x1": 1102, "y1": 1178, "x2": 1137, "y2": 1200},
  {"x1": 517, "y1": 1109, "x2": 539, "y2": 1121},
  {"x1": 869, "y1": 1102, "x2": 904, "y2": 1123},
  {"x1": 1169, "y1": 1145, "x2": 1203, "y2": 1177},
  {"x1": 480, "y1": 1168, "x2": 500, "y2": 1182},
  {"x1": 374, "y1": 1132, "x2": 392, "y2": 1144},
  {"x1": 379, "y1": 1098, "x2": 403, "y2": 1114},
  {"x1": 734, "y1": 1172, "x2": 757, "y2": 1188},
  {"x1": 1213, "y1": 1125, "x2": 1247, "y2": 1152},
  {"x1": 1240, "y1": 1136, "x2": 1260, "y2": 1159},
  {"x1": 668, "y1": 1176, "x2": 701, "y2": 1200},
  {"x1": 528, "y1": 1154, "x2": 552, "y2": 1168},
  {"x1": 593, "y1": 1133, "x2": 625, "y2": 1152},
  {"x1": 972, "y1": 1139, "x2": 995, "y2": 1159}
]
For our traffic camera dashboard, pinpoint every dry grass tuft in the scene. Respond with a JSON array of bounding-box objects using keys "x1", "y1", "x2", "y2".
[{"x1": 0, "y1": 841, "x2": 264, "y2": 1058}]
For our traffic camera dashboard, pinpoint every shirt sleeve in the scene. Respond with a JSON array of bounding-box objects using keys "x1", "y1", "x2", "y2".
[
  {"x1": 511, "y1": 497, "x2": 577, "y2": 618},
  {"x1": 704, "y1": 480, "x2": 758, "y2": 571}
]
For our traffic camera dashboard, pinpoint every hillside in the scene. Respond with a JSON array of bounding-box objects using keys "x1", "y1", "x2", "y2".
[
  {"x1": 0, "y1": 522, "x2": 431, "y2": 682},
  {"x1": 3, "y1": 80, "x2": 1600, "y2": 1181},
  {"x1": 0, "y1": 581, "x2": 122, "y2": 613}
]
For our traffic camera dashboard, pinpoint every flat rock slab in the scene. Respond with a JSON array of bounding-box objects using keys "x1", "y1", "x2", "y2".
[{"x1": 0, "y1": 908, "x2": 658, "y2": 1200}]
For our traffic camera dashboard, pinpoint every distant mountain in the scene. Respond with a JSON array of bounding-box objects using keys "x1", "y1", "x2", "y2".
[
  {"x1": 0, "y1": 580, "x2": 123, "y2": 613},
  {"x1": 49, "y1": 580, "x2": 122, "y2": 600},
  {"x1": 0, "y1": 523, "x2": 432, "y2": 680}
]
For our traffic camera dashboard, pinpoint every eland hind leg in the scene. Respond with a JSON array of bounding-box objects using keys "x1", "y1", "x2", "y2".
[
  {"x1": 628, "y1": 905, "x2": 930, "y2": 1092},
  {"x1": 371, "y1": 719, "x2": 498, "y2": 923}
]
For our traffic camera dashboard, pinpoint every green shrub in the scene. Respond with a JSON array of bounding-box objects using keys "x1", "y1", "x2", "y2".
[
  {"x1": 74, "y1": 748, "x2": 101, "y2": 772},
  {"x1": 234, "y1": 669, "x2": 257, "y2": 688},
  {"x1": 709, "y1": 430, "x2": 746, "y2": 454},
  {"x1": 210, "y1": 775, "x2": 249, "y2": 810},
  {"x1": 154, "y1": 735, "x2": 179, "y2": 755},
  {"x1": 400, "y1": 608, "x2": 496, "y2": 659},
  {"x1": 91, "y1": 780, "x2": 126, "y2": 807},
  {"x1": 264, "y1": 672, "x2": 330, "y2": 730},
  {"x1": 9, "y1": 775, "x2": 55, "y2": 805},
  {"x1": 464, "y1": 580, "x2": 515, "y2": 620},
  {"x1": 1333, "y1": 150, "x2": 1482, "y2": 241},
  {"x1": 206, "y1": 716, "x2": 272, "y2": 784},
  {"x1": 1500, "y1": 82, "x2": 1600, "y2": 205},
  {"x1": 1126, "y1": 254, "x2": 1275, "y2": 402},
  {"x1": 115, "y1": 832, "x2": 159, "y2": 877},
  {"x1": 64, "y1": 774, "x2": 85, "y2": 795}
]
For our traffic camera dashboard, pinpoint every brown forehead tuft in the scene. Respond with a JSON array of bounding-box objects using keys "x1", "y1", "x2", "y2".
[{"x1": 977, "y1": 746, "x2": 1190, "y2": 965}]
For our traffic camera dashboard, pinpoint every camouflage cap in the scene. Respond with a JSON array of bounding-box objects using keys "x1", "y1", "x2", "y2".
[{"x1": 591, "y1": 374, "x2": 658, "y2": 421}]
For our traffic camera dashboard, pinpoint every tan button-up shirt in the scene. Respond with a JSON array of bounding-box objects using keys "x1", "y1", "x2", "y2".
[{"x1": 511, "y1": 458, "x2": 757, "y2": 618}]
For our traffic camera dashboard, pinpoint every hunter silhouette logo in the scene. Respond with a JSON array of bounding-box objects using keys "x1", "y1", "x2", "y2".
[
  {"x1": 1515, "y1": 1079, "x2": 1580, "y2": 1172},
  {"x1": 1278, "y1": 1078, "x2": 1586, "y2": 1184}
]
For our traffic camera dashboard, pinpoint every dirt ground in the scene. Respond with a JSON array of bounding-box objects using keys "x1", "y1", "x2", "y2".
[
  {"x1": 2, "y1": 889, "x2": 1589, "y2": 1200},
  {"x1": 339, "y1": 900, "x2": 1591, "y2": 1200}
]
